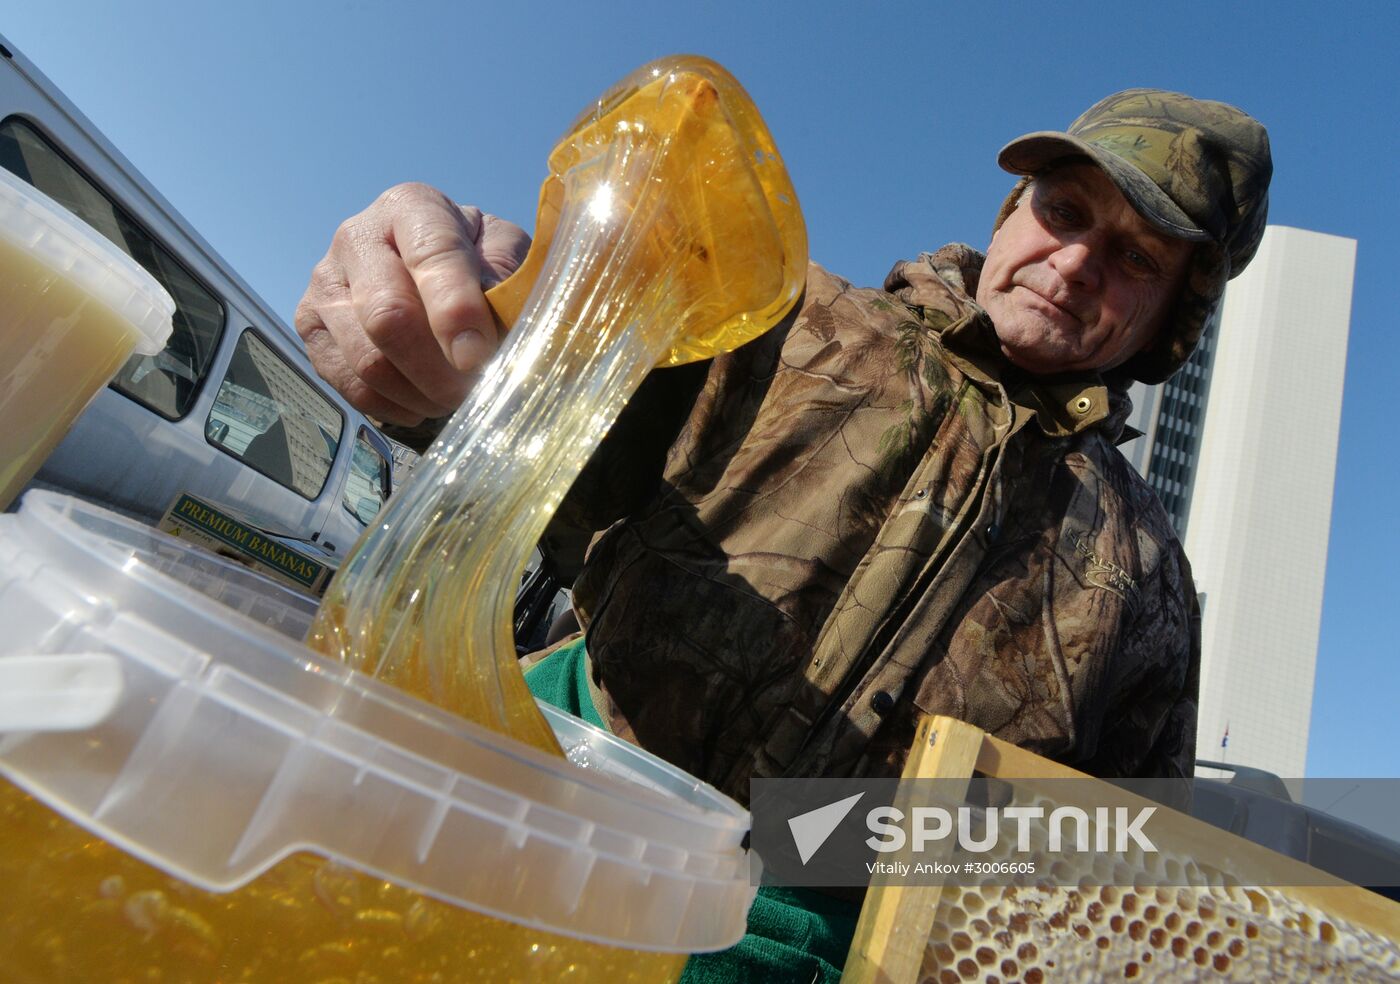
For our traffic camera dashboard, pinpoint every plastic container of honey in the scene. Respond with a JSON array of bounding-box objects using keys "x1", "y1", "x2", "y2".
[
  {"x1": 0, "y1": 491, "x2": 756, "y2": 982},
  {"x1": 0, "y1": 168, "x2": 174, "y2": 509}
]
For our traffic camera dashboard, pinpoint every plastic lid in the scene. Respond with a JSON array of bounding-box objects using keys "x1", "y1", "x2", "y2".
[
  {"x1": 0, "y1": 491, "x2": 757, "y2": 952},
  {"x1": 0, "y1": 166, "x2": 174, "y2": 355}
]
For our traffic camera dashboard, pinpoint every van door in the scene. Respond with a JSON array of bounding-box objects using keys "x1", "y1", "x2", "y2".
[{"x1": 314, "y1": 426, "x2": 393, "y2": 560}]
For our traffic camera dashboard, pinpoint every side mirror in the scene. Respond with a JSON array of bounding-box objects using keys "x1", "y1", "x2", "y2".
[{"x1": 205, "y1": 418, "x2": 229, "y2": 444}]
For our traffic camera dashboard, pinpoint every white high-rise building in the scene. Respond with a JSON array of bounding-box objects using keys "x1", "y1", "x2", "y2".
[{"x1": 1120, "y1": 226, "x2": 1357, "y2": 778}]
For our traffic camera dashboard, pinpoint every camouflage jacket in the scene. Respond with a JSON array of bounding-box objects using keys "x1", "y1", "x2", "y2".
[{"x1": 543, "y1": 244, "x2": 1200, "y2": 803}]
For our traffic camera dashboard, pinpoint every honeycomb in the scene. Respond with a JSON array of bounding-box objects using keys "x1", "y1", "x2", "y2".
[
  {"x1": 919, "y1": 837, "x2": 1400, "y2": 982},
  {"x1": 851, "y1": 718, "x2": 1400, "y2": 983}
]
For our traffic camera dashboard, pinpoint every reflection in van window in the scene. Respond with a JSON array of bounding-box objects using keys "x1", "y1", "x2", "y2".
[
  {"x1": 344, "y1": 428, "x2": 390, "y2": 525},
  {"x1": 207, "y1": 330, "x2": 343, "y2": 499},
  {"x1": 0, "y1": 117, "x2": 224, "y2": 420}
]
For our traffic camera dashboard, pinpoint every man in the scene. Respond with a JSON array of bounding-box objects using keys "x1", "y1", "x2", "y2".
[{"x1": 296, "y1": 89, "x2": 1271, "y2": 801}]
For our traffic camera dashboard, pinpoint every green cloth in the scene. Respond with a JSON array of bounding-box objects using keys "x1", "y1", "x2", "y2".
[
  {"x1": 524, "y1": 635, "x2": 600, "y2": 722},
  {"x1": 524, "y1": 638, "x2": 860, "y2": 984}
]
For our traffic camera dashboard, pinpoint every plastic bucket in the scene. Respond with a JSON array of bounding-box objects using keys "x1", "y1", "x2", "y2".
[
  {"x1": 0, "y1": 169, "x2": 174, "y2": 509},
  {"x1": 0, "y1": 491, "x2": 755, "y2": 981}
]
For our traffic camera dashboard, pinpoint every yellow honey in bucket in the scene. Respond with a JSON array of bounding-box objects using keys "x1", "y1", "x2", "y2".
[{"x1": 0, "y1": 781, "x2": 685, "y2": 983}]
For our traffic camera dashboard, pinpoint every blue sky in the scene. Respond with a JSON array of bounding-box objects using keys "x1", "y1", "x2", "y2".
[{"x1": 4, "y1": 1, "x2": 1396, "y2": 777}]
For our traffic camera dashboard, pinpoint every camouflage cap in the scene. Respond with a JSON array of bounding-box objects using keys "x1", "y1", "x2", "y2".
[{"x1": 994, "y1": 88, "x2": 1272, "y2": 383}]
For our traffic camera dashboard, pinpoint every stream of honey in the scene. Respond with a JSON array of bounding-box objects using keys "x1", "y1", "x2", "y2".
[{"x1": 306, "y1": 57, "x2": 805, "y2": 761}]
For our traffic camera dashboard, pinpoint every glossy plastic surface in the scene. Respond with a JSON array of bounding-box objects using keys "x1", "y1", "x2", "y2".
[{"x1": 0, "y1": 491, "x2": 754, "y2": 958}]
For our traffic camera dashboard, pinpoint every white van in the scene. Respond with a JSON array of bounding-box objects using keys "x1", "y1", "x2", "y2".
[{"x1": 0, "y1": 33, "x2": 409, "y2": 570}]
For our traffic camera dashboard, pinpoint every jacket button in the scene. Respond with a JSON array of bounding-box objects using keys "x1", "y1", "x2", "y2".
[
  {"x1": 984, "y1": 522, "x2": 1000, "y2": 541},
  {"x1": 871, "y1": 691, "x2": 895, "y2": 715}
]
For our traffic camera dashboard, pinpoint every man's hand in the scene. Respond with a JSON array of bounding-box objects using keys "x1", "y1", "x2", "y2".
[{"x1": 295, "y1": 182, "x2": 531, "y2": 426}]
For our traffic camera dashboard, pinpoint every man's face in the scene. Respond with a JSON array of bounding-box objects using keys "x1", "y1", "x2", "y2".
[{"x1": 976, "y1": 163, "x2": 1192, "y2": 376}]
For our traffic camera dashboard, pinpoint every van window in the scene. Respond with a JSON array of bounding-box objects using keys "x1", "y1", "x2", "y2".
[
  {"x1": 0, "y1": 117, "x2": 224, "y2": 419},
  {"x1": 344, "y1": 428, "x2": 390, "y2": 525},
  {"x1": 206, "y1": 329, "x2": 343, "y2": 499},
  {"x1": 1308, "y1": 821, "x2": 1400, "y2": 892}
]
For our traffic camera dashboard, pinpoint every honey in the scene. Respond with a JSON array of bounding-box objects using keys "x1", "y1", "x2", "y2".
[
  {"x1": 910, "y1": 786, "x2": 1400, "y2": 982},
  {"x1": 922, "y1": 875, "x2": 1399, "y2": 982},
  {"x1": 308, "y1": 55, "x2": 806, "y2": 761},
  {"x1": 0, "y1": 780, "x2": 685, "y2": 983}
]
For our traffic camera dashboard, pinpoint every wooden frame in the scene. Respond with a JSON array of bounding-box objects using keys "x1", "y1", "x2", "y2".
[{"x1": 842, "y1": 714, "x2": 1400, "y2": 983}]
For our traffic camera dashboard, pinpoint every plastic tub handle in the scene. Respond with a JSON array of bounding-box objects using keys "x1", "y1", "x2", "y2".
[{"x1": 0, "y1": 653, "x2": 124, "y2": 732}]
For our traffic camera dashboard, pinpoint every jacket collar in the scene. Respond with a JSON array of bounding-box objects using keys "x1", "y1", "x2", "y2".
[{"x1": 882, "y1": 245, "x2": 1134, "y2": 441}]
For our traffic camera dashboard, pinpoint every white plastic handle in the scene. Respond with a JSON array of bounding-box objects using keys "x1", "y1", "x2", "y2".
[{"x1": 0, "y1": 653, "x2": 124, "y2": 732}]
